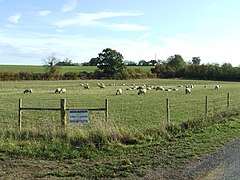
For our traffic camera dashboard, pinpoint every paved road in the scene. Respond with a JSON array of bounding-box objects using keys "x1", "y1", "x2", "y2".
[{"x1": 184, "y1": 140, "x2": 240, "y2": 180}]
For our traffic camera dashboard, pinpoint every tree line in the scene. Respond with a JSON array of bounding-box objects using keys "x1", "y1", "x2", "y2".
[{"x1": 1, "y1": 48, "x2": 240, "y2": 81}]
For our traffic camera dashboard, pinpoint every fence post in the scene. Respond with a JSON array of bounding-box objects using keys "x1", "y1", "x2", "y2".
[
  {"x1": 18, "y1": 98, "x2": 22, "y2": 131},
  {"x1": 60, "y1": 99, "x2": 67, "y2": 127},
  {"x1": 105, "y1": 99, "x2": 108, "y2": 122},
  {"x1": 205, "y1": 96, "x2": 208, "y2": 116},
  {"x1": 227, "y1": 93, "x2": 230, "y2": 109},
  {"x1": 166, "y1": 98, "x2": 170, "y2": 125}
]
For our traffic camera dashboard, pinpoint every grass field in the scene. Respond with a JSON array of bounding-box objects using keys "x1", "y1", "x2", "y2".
[
  {"x1": 0, "y1": 65, "x2": 154, "y2": 74},
  {"x1": 1, "y1": 78, "x2": 240, "y2": 178},
  {"x1": 0, "y1": 78, "x2": 240, "y2": 132}
]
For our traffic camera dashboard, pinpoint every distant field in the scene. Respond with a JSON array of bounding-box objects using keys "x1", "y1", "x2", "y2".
[{"x1": 0, "y1": 65, "x2": 154, "y2": 74}]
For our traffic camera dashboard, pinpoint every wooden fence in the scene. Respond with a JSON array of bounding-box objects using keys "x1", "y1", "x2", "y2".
[
  {"x1": 18, "y1": 98, "x2": 108, "y2": 131},
  {"x1": 165, "y1": 93, "x2": 230, "y2": 125}
]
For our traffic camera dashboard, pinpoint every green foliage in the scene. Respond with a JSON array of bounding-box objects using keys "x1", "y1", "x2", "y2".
[{"x1": 97, "y1": 48, "x2": 126, "y2": 79}]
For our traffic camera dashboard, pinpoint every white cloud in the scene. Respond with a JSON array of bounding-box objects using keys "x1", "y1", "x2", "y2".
[
  {"x1": 55, "y1": 11, "x2": 148, "y2": 31},
  {"x1": 108, "y1": 23, "x2": 149, "y2": 31},
  {"x1": 8, "y1": 12, "x2": 21, "y2": 24},
  {"x1": 39, "y1": 10, "x2": 51, "y2": 16},
  {"x1": 61, "y1": 0, "x2": 77, "y2": 12}
]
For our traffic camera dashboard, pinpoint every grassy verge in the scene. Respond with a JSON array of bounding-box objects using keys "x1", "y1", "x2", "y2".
[{"x1": 0, "y1": 109, "x2": 240, "y2": 179}]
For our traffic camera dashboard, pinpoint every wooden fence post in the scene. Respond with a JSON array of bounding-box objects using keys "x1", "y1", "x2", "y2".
[
  {"x1": 18, "y1": 98, "x2": 22, "y2": 131},
  {"x1": 227, "y1": 93, "x2": 230, "y2": 109},
  {"x1": 166, "y1": 98, "x2": 170, "y2": 125},
  {"x1": 205, "y1": 96, "x2": 208, "y2": 116},
  {"x1": 60, "y1": 99, "x2": 67, "y2": 127},
  {"x1": 105, "y1": 99, "x2": 108, "y2": 122}
]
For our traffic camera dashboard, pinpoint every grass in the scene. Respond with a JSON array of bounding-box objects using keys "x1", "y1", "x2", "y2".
[
  {"x1": 0, "y1": 65, "x2": 154, "y2": 74},
  {"x1": 0, "y1": 78, "x2": 240, "y2": 178}
]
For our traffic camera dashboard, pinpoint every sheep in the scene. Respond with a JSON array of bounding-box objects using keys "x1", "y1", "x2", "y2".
[
  {"x1": 55, "y1": 88, "x2": 62, "y2": 93},
  {"x1": 185, "y1": 87, "x2": 191, "y2": 94},
  {"x1": 116, "y1": 89, "x2": 123, "y2": 95},
  {"x1": 215, "y1": 85, "x2": 221, "y2": 90},
  {"x1": 97, "y1": 83, "x2": 105, "y2": 89},
  {"x1": 155, "y1": 86, "x2": 164, "y2": 91},
  {"x1": 137, "y1": 87, "x2": 147, "y2": 95},
  {"x1": 23, "y1": 88, "x2": 33, "y2": 94},
  {"x1": 60, "y1": 88, "x2": 66, "y2": 93},
  {"x1": 55, "y1": 88, "x2": 66, "y2": 93},
  {"x1": 82, "y1": 83, "x2": 90, "y2": 89}
]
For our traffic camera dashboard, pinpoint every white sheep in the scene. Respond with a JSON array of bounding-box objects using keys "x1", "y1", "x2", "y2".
[
  {"x1": 23, "y1": 88, "x2": 33, "y2": 94},
  {"x1": 138, "y1": 88, "x2": 147, "y2": 95},
  {"x1": 215, "y1": 85, "x2": 221, "y2": 90},
  {"x1": 82, "y1": 83, "x2": 90, "y2": 89},
  {"x1": 97, "y1": 83, "x2": 105, "y2": 89},
  {"x1": 155, "y1": 86, "x2": 164, "y2": 91},
  {"x1": 55, "y1": 88, "x2": 62, "y2": 93},
  {"x1": 60, "y1": 88, "x2": 66, "y2": 93},
  {"x1": 116, "y1": 89, "x2": 123, "y2": 95},
  {"x1": 55, "y1": 88, "x2": 66, "y2": 93},
  {"x1": 185, "y1": 87, "x2": 191, "y2": 94}
]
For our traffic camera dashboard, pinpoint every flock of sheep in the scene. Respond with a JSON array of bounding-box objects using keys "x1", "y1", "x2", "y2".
[{"x1": 23, "y1": 83, "x2": 221, "y2": 95}]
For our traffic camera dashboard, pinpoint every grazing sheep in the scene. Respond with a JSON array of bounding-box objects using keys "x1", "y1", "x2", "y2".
[
  {"x1": 60, "y1": 88, "x2": 66, "y2": 93},
  {"x1": 215, "y1": 85, "x2": 221, "y2": 90},
  {"x1": 172, "y1": 88, "x2": 178, "y2": 91},
  {"x1": 185, "y1": 87, "x2": 191, "y2": 94},
  {"x1": 116, "y1": 89, "x2": 123, "y2": 95},
  {"x1": 138, "y1": 88, "x2": 147, "y2": 95},
  {"x1": 55, "y1": 88, "x2": 62, "y2": 93},
  {"x1": 97, "y1": 83, "x2": 105, "y2": 89},
  {"x1": 55, "y1": 88, "x2": 66, "y2": 93},
  {"x1": 204, "y1": 85, "x2": 207, "y2": 88},
  {"x1": 82, "y1": 83, "x2": 90, "y2": 89},
  {"x1": 23, "y1": 88, "x2": 33, "y2": 94},
  {"x1": 155, "y1": 86, "x2": 164, "y2": 91}
]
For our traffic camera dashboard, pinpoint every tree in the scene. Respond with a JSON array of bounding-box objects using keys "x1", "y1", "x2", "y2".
[
  {"x1": 43, "y1": 56, "x2": 60, "y2": 79},
  {"x1": 55, "y1": 58, "x2": 74, "y2": 66},
  {"x1": 149, "y1": 60, "x2": 158, "y2": 66},
  {"x1": 138, "y1": 60, "x2": 149, "y2": 66},
  {"x1": 166, "y1": 54, "x2": 186, "y2": 77},
  {"x1": 192, "y1": 57, "x2": 201, "y2": 64},
  {"x1": 97, "y1": 48, "x2": 126, "y2": 79},
  {"x1": 88, "y1": 58, "x2": 100, "y2": 66}
]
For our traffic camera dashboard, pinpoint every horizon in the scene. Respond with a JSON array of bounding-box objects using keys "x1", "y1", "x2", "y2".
[{"x1": 1, "y1": 0, "x2": 240, "y2": 66}]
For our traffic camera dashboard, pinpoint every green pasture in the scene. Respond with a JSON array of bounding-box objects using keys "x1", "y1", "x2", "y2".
[
  {"x1": 0, "y1": 79, "x2": 240, "y2": 133},
  {"x1": 0, "y1": 65, "x2": 153, "y2": 74}
]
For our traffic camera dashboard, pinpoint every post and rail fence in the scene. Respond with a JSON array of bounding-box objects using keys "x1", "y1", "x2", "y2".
[
  {"x1": 18, "y1": 93, "x2": 231, "y2": 131},
  {"x1": 18, "y1": 98, "x2": 108, "y2": 131}
]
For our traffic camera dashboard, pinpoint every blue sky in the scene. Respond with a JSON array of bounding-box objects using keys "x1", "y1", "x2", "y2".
[{"x1": 1, "y1": 0, "x2": 240, "y2": 66}]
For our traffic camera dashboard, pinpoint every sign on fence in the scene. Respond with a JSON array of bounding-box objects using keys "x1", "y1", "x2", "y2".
[{"x1": 69, "y1": 109, "x2": 89, "y2": 125}]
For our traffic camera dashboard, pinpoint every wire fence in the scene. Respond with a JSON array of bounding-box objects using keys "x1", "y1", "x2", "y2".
[{"x1": 0, "y1": 92, "x2": 240, "y2": 132}]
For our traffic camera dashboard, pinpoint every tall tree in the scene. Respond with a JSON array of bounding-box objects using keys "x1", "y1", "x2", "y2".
[
  {"x1": 97, "y1": 48, "x2": 126, "y2": 79},
  {"x1": 89, "y1": 58, "x2": 100, "y2": 66},
  {"x1": 166, "y1": 54, "x2": 186, "y2": 77},
  {"x1": 192, "y1": 57, "x2": 201, "y2": 64},
  {"x1": 43, "y1": 56, "x2": 60, "y2": 75}
]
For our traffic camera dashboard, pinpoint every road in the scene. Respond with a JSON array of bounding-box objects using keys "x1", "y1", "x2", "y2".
[{"x1": 184, "y1": 139, "x2": 240, "y2": 180}]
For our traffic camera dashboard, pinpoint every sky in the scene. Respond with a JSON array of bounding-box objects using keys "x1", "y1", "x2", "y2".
[{"x1": 1, "y1": 0, "x2": 240, "y2": 66}]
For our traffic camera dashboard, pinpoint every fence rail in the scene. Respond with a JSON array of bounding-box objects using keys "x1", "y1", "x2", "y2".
[{"x1": 18, "y1": 98, "x2": 108, "y2": 131}]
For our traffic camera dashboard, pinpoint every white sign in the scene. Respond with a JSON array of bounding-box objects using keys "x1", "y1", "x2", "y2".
[{"x1": 69, "y1": 109, "x2": 89, "y2": 124}]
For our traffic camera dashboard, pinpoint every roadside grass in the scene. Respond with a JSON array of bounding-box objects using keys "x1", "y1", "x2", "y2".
[{"x1": 2, "y1": 112, "x2": 238, "y2": 179}]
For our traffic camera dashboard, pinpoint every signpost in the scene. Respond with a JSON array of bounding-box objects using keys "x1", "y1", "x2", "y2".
[{"x1": 69, "y1": 109, "x2": 89, "y2": 125}]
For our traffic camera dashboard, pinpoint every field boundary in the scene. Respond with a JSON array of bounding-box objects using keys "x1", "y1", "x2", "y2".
[{"x1": 18, "y1": 98, "x2": 108, "y2": 130}]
